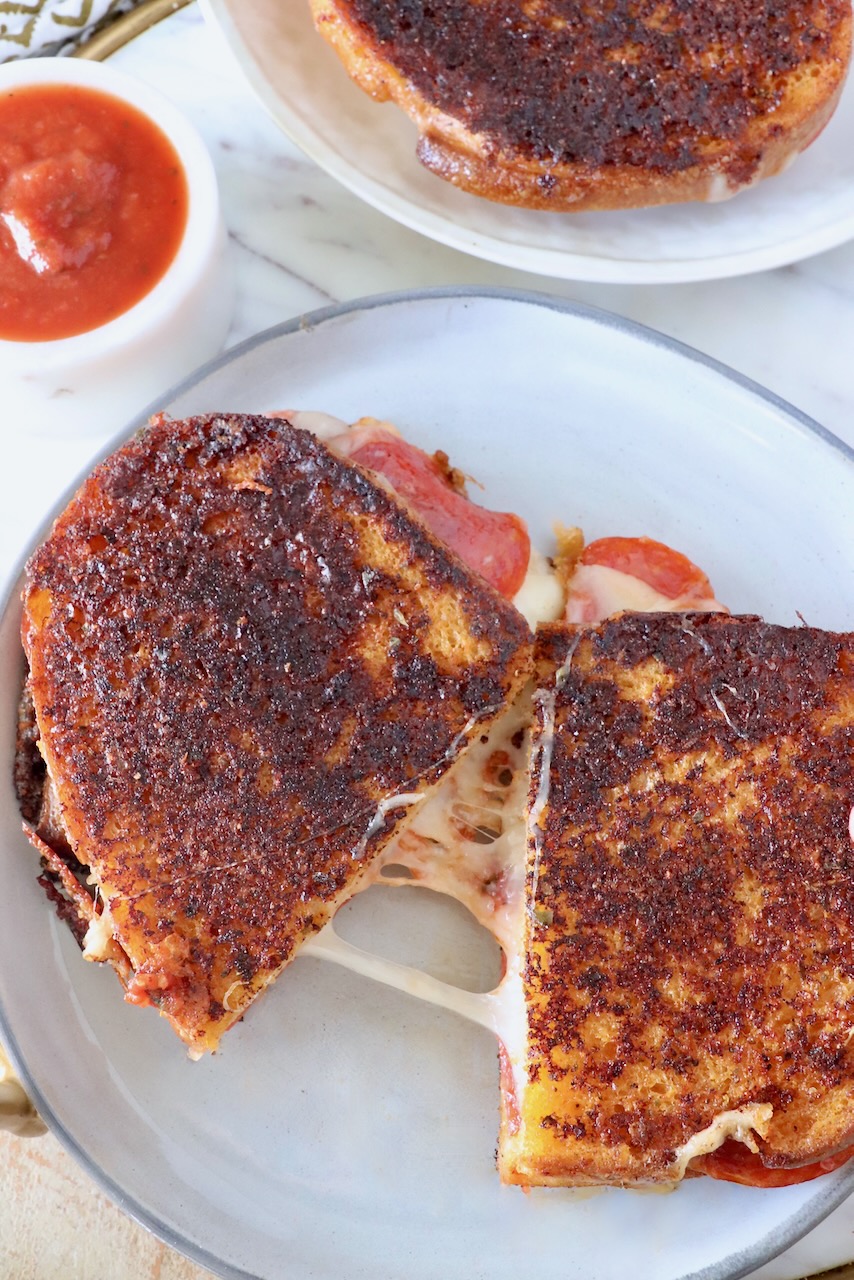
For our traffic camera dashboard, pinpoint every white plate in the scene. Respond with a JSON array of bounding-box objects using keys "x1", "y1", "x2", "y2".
[
  {"x1": 200, "y1": 0, "x2": 854, "y2": 284},
  {"x1": 2, "y1": 289, "x2": 854, "y2": 1280}
]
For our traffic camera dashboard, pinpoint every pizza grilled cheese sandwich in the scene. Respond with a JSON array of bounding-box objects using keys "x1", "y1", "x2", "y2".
[{"x1": 18, "y1": 411, "x2": 854, "y2": 1194}]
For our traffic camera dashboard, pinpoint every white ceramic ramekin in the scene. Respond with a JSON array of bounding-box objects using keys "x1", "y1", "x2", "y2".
[{"x1": 0, "y1": 56, "x2": 233, "y2": 436}]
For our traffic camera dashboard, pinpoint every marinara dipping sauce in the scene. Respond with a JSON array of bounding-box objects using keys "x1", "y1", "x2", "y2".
[{"x1": 0, "y1": 83, "x2": 189, "y2": 342}]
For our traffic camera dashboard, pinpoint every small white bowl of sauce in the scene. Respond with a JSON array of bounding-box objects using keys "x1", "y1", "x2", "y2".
[{"x1": 0, "y1": 56, "x2": 232, "y2": 436}]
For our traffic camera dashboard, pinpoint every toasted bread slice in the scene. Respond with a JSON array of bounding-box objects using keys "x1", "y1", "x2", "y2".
[
  {"x1": 499, "y1": 613, "x2": 854, "y2": 1185},
  {"x1": 21, "y1": 413, "x2": 532, "y2": 1056},
  {"x1": 310, "y1": 0, "x2": 852, "y2": 211}
]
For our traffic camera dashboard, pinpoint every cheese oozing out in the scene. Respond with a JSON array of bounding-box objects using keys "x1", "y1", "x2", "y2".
[
  {"x1": 669, "y1": 1106, "x2": 774, "y2": 1180},
  {"x1": 82, "y1": 892, "x2": 117, "y2": 961},
  {"x1": 373, "y1": 693, "x2": 532, "y2": 952},
  {"x1": 512, "y1": 549, "x2": 565, "y2": 629},
  {"x1": 566, "y1": 562, "x2": 726, "y2": 622}
]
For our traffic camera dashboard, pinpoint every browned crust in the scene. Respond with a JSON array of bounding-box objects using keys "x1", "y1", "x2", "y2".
[
  {"x1": 26, "y1": 826, "x2": 95, "y2": 942},
  {"x1": 310, "y1": 0, "x2": 852, "y2": 211},
  {"x1": 503, "y1": 614, "x2": 854, "y2": 1184},
  {"x1": 22, "y1": 413, "x2": 532, "y2": 1054},
  {"x1": 24, "y1": 824, "x2": 135, "y2": 980},
  {"x1": 15, "y1": 679, "x2": 44, "y2": 826}
]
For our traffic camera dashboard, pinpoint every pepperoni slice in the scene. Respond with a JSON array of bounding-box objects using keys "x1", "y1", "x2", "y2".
[
  {"x1": 565, "y1": 535, "x2": 725, "y2": 624},
  {"x1": 339, "y1": 425, "x2": 531, "y2": 599},
  {"x1": 580, "y1": 536, "x2": 718, "y2": 602},
  {"x1": 692, "y1": 1138, "x2": 854, "y2": 1187}
]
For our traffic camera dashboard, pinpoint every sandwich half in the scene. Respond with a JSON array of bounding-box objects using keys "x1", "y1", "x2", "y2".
[
  {"x1": 20, "y1": 412, "x2": 532, "y2": 1056},
  {"x1": 310, "y1": 0, "x2": 852, "y2": 211},
  {"x1": 499, "y1": 612, "x2": 854, "y2": 1186}
]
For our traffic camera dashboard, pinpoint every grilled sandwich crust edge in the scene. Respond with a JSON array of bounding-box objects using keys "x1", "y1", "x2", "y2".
[
  {"x1": 310, "y1": 0, "x2": 852, "y2": 211},
  {"x1": 499, "y1": 614, "x2": 854, "y2": 1186},
  {"x1": 21, "y1": 413, "x2": 533, "y2": 1055}
]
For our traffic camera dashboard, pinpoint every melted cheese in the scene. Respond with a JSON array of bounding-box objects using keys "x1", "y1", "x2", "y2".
[
  {"x1": 374, "y1": 693, "x2": 531, "y2": 952},
  {"x1": 512, "y1": 549, "x2": 565, "y2": 628},
  {"x1": 566, "y1": 562, "x2": 726, "y2": 622},
  {"x1": 305, "y1": 690, "x2": 536, "y2": 1113},
  {"x1": 670, "y1": 1105, "x2": 774, "y2": 1180},
  {"x1": 305, "y1": 688, "x2": 535, "y2": 1102},
  {"x1": 352, "y1": 792, "x2": 425, "y2": 861},
  {"x1": 82, "y1": 897, "x2": 117, "y2": 961},
  {"x1": 303, "y1": 923, "x2": 494, "y2": 1028}
]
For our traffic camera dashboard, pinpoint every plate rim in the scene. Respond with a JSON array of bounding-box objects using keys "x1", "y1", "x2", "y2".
[
  {"x1": 200, "y1": 0, "x2": 854, "y2": 285},
  {"x1": 2, "y1": 284, "x2": 854, "y2": 1280}
]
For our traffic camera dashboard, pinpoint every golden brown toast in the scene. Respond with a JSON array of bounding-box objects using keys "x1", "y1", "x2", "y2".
[
  {"x1": 310, "y1": 0, "x2": 852, "y2": 211},
  {"x1": 21, "y1": 413, "x2": 532, "y2": 1056},
  {"x1": 499, "y1": 613, "x2": 854, "y2": 1185}
]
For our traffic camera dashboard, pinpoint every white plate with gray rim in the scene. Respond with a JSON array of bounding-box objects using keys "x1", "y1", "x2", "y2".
[
  {"x1": 201, "y1": 0, "x2": 854, "y2": 284},
  {"x1": 1, "y1": 288, "x2": 854, "y2": 1280}
]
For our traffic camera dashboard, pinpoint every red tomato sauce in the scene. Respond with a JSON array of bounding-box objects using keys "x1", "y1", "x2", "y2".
[{"x1": 0, "y1": 83, "x2": 188, "y2": 341}]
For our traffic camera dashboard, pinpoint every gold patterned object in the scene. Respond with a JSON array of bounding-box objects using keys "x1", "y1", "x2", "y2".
[
  {"x1": 74, "y1": 0, "x2": 192, "y2": 60},
  {"x1": 0, "y1": 0, "x2": 189, "y2": 61},
  {"x1": 1, "y1": 0, "x2": 127, "y2": 60}
]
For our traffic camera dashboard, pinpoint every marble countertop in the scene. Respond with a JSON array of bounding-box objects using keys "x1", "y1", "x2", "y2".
[{"x1": 1, "y1": 5, "x2": 854, "y2": 1278}]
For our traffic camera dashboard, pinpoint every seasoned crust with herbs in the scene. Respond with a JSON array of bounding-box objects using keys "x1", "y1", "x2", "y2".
[{"x1": 21, "y1": 413, "x2": 532, "y2": 1055}]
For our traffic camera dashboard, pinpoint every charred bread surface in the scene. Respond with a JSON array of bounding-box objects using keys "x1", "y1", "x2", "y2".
[
  {"x1": 21, "y1": 413, "x2": 532, "y2": 1055},
  {"x1": 310, "y1": 0, "x2": 852, "y2": 210},
  {"x1": 500, "y1": 613, "x2": 854, "y2": 1185}
]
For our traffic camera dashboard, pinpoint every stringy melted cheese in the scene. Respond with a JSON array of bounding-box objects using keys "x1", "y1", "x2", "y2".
[
  {"x1": 311, "y1": 689, "x2": 534, "y2": 1117},
  {"x1": 374, "y1": 693, "x2": 531, "y2": 952}
]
